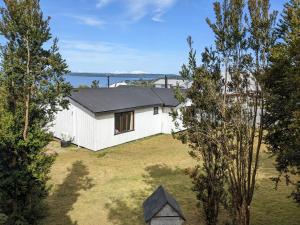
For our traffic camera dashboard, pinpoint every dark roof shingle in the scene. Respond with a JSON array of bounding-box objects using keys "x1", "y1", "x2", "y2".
[
  {"x1": 70, "y1": 87, "x2": 180, "y2": 113},
  {"x1": 152, "y1": 88, "x2": 181, "y2": 107}
]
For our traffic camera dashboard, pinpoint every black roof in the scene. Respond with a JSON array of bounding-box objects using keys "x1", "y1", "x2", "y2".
[
  {"x1": 152, "y1": 88, "x2": 181, "y2": 107},
  {"x1": 70, "y1": 87, "x2": 180, "y2": 113},
  {"x1": 143, "y1": 186, "x2": 185, "y2": 222}
]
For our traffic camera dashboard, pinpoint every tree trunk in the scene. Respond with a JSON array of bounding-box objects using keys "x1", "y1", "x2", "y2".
[
  {"x1": 23, "y1": 92, "x2": 30, "y2": 140},
  {"x1": 236, "y1": 201, "x2": 250, "y2": 225},
  {"x1": 23, "y1": 36, "x2": 30, "y2": 140}
]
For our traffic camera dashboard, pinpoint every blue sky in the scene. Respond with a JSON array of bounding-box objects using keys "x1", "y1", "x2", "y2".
[{"x1": 3, "y1": 0, "x2": 286, "y2": 74}]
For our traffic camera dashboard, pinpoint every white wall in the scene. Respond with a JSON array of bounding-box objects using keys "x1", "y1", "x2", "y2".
[
  {"x1": 109, "y1": 82, "x2": 127, "y2": 88},
  {"x1": 50, "y1": 99, "x2": 98, "y2": 150},
  {"x1": 51, "y1": 95, "x2": 189, "y2": 151},
  {"x1": 50, "y1": 100, "x2": 184, "y2": 151},
  {"x1": 148, "y1": 204, "x2": 185, "y2": 225},
  {"x1": 149, "y1": 217, "x2": 184, "y2": 225},
  {"x1": 154, "y1": 79, "x2": 190, "y2": 89},
  {"x1": 161, "y1": 105, "x2": 185, "y2": 134},
  {"x1": 94, "y1": 106, "x2": 163, "y2": 150}
]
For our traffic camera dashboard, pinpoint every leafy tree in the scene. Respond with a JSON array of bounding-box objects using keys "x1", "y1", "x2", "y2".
[
  {"x1": 78, "y1": 84, "x2": 90, "y2": 88},
  {"x1": 91, "y1": 80, "x2": 100, "y2": 88},
  {"x1": 125, "y1": 79, "x2": 154, "y2": 87},
  {"x1": 0, "y1": 0, "x2": 71, "y2": 224},
  {"x1": 173, "y1": 1, "x2": 276, "y2": 224},
  {"x1": 173, "y1": 38, "x2": 227, "y2": 225},
  {"x1": 0, "y1": 212, "x2": 8, "y2": 225},
  {"x1": 263, "y1": 0, "x2": 300, "y2": 203}
]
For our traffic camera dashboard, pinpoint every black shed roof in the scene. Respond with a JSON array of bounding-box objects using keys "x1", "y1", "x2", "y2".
[
  {"x1": 70, "y1": 87, "x2": 180, "y2": 113},
  {"x1": 143, "y1": 185, "x2": 185, "y2": 222}
]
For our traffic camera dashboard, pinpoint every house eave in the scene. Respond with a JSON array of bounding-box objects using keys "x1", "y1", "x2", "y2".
[{"x1": 94, "y1": 104, "x2": 164, "y2": 115}]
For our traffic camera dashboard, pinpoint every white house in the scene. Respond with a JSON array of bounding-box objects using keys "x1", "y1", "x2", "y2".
[
  {"x1": 154, "y1": 77, "x2": 190, "y2": 89},
  {"x1": 109, "y1": 81, "x2": 127, "y2": 88},
  {"x1": 50, "y1": 87, "x2": 184, "y2": 151}
]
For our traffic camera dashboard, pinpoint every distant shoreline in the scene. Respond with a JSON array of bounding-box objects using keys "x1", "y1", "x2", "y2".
[{"x1": 66, "y1": 72, "x2": 181, "y2": 87}]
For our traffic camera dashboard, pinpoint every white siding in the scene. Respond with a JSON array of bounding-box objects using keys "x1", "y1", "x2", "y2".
[
  {"x1": 156, "y1": 204, "x2": 179, "y2": 217},
  {"x1": 94, "y1": 107, "x2": 163, "y2": 150},
  {"x1": 50, "y1": 99, "x2": 98, "y2": 150},
  {"x1": 161, "y1": 106, "x2": 184, "y2": 134},
  {"x1": 154, "y1": 79, "x2": 191, "y2": 89},
  {"x1": 51, "y1": 101, "x2": 185, "y2": 151},
  {"x1": 109, "y1": 82, "x2": 127, "y2": 88},
  {"x1": 148, "y1": 204, "x2": 185, "y2": 225},
  {"x1": 149, "y1": 217, "x2": 184, "y2": 225}
]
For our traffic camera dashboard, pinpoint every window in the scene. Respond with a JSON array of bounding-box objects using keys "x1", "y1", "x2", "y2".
[
  {"x1": 114, "y1": 111, "x2": 134, "y2": 134},
  {"x1": 153, "y1": 107, "x2": 159, "y2": 115}
]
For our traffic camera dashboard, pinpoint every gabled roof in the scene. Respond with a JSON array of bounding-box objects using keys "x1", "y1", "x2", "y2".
[
  {"x1": 143, "y1": 185, "x2": 185, "y2": 222},
  {"x1": 70, "y1": 87, "x2": 180, "y2": 113},
  {"x1": 152, "y1": 88, "x2": 181, "y2": 107}
]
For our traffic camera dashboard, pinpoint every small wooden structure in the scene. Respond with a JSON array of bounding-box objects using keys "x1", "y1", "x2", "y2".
[{"x1": 143, "y1": 185, "x2": 185, "y2": 225}]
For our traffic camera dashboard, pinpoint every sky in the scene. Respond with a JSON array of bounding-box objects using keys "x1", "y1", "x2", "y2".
[{"x1": 1, "y1": 0, "x2": 286, "y2": 74}]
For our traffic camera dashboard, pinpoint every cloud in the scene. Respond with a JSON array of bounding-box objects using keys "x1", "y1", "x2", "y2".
[
  {"x1": 60, "y1": 40, "x2": 137, "y2": 54},
  {"x1": 67, "y1": 15, "x2": 106, "y2": 27},
  {"x1": 151, "y1": 10, "x2": 164, "y2": 22},
  {"x1": 129, "y1": 70, "x2": 147, "y2": 74},
  {"x1": 96, "y1": 0, "x2": 177, "y2": 22},
  {"x1": 151, "y1": 0, "x2": 177, "y2": 22},
  {"x1": 59, "y1": 39, "x2": 182, "y2": 73},
  {"x1": 96, "y1": 0, "x2": 114, "y2": 8}
]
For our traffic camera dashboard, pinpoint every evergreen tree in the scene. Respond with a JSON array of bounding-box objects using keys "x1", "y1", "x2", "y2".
[
  {"x1": 263, "y1": 0, "x2": 300, "y2": 203},
  {"x1": 0, "y1": 0, "x2": 72, "y2": 224}
]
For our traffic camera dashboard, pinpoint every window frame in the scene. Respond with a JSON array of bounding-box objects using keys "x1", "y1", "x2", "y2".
[
  {"x1": 114, "y1": 111, "x2": 135, "y2": 135},
  {"x1": 153, "y1": 107, "x2": 159, "y2": 115}
]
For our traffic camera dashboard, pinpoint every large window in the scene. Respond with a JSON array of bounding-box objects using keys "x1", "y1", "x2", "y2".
[{"x1": 114, "y1": 111, "x2": 134, "y2": 134}]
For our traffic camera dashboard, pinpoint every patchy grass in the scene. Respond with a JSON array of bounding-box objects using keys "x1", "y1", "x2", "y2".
[{"x1": 42, "y1": 135, "x2": 300, "y2": 225}]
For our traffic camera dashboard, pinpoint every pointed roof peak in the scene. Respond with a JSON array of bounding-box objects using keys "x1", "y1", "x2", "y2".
[{"x1": 143, "y1": 185, "x2": 185, "y2": 222}]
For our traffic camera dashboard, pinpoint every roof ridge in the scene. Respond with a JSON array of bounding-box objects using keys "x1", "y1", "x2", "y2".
[
  {"x1": 143, "y1": 185, "x2": 186, "y2": 222},
  {"x1": 150, "y1": 88, "x2": 165, "y2": 105},
  {"x1": 143, "y1": 185, "x2": 168, "y2": 222},
  {"x1": 142, "y1": 185, "x2": 165, "y2": 207}
]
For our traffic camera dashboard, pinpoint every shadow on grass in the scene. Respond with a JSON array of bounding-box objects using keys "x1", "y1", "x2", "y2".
[
  {"x1": 45, "y1": 161, "x2": 94, "y2": 225},
  {"x1": 106, "y1": 164, "x2": 201, "y2": 225}
]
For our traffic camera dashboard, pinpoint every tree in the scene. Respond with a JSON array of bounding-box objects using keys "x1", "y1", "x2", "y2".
[
  {"x1": 0, "y1": 0, "x2": 72, "y2": 224},
  {"x1": 125, "y1": 79, "x2": 154, "y2": 87},
  {"x1": 91, "y1": 80, "x2": 100, "y2": 88},
  {"x1": 263, "y1": 0, "x2": 300, "y2": 203},
  {"x1": 78, "y1": 84, "x2": 89, "y2": 88},
  {"x1": 173, "y1": 38, "x2": 228, "y2": 225},
  {"x1": 173, "y1": 1, "x2": 277, "y2": 224}
]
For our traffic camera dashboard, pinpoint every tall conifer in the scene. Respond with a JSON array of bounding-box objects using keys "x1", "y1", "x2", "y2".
[
  {"x1": 263, "y1": 0, "x2": 300, "y2": 203},
  {"x1": 0, "y1": 0, "x2": 71, "y2": 224}
]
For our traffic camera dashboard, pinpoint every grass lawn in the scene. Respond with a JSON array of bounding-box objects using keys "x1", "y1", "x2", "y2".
[{"x1": 42, "y1": 134, "x2": 300, "y2": 225}]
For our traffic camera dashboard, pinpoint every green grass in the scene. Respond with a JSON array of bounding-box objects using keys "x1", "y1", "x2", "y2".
[{"x1": 43, "y1": 134, "x2": 300, "y2": 225}]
